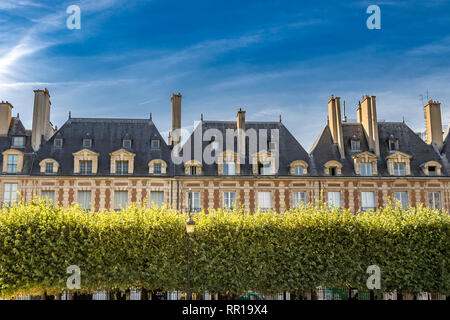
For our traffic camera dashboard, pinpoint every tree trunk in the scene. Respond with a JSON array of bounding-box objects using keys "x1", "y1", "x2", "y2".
[{"x1": 141, "y1": 288, "x2": 148, "y2": 300}]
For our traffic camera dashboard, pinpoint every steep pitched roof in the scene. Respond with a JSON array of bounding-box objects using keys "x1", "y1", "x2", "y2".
[
  {"x1": 177, "y1": 120, "x2": 311, "y2": 176},
  {"x1": 310, "y1": 121, "x2": 447, "y2": 176},
  {"x1": 32, "y1": 117, "x2": 172, "y2": 175}
]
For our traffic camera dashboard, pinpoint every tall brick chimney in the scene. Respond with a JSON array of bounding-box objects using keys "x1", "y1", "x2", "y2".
[
  {"x1": 0, "y1": 101, "x2": 13, "y2": 135},
  {"x1": 359, "y1": 95, "x2": 380, "y2": 157},
  {"x1": 424, "y1": 99, "x2": 443, "y2": 151},
  {"x1": 32, "y1": 88, "x2": 53, "y2": 151},
  {"x1": 328, "y1": 96, "x2": 345, "y2": 159},
  {"x1": 169, "y1": 92, "x2": 182, "y2": 146}
]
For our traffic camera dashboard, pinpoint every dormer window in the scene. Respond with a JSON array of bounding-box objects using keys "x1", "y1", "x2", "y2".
[
  {"x1": 116, "y1": 160, "x2": 129, "y2": 174},
  {"x1": 388, "y1": 136, "x2": 398, "y2": 151},
  {"x1": 45, "y1": 162, "x2": 53, "y2": 174},
  {"x1": 428, "y1": 166, "x2": 437, "y2": 176},
  {"x1": 123, "y1": 139, "x2": 132, "y2": 149},
  {"x1": 393, "y1": 163, "x2": 406, "y2": 176},
  {"x1": 148, "y1": 159, "x2": 167, "y2": 174},
  {"x1": 153, "y1": 163, "x2": 162, "y2": 174},
  {"x1": 184, "y1": 160, "x2": 202, "y2": 175},
  {"x1": 80, "y1": 160, "x2": 92, "y2": 174},
  {"x1": 54, "y1": 138, "x2": 63, "y2": 148},
  {"x1": 329, "y1": 167, "x2": 337, "y2": 176},
  {"x1": 351, "y1": 138, "x2": 360, "y2": 151},
  {"x1": 83, "y1": 139, "x2": 92, "y2": 148},
  {"x1": 7, "y1": 154, "x2": 18, "y2": 173},
  {"x1": 151, "y1": 139, "x2": 160, "y2": 150},
  {"x1": 223, "y1": 162, "x2": 236, "y2": 175},
  {"x1": 290, "y1": 160, "x2": 308, "y2": 176},
  {"x1": 360, "y1": 163, "x2": 373, "y2": 176},
  {"x1": 258, "y1": 162, "x2": 271, "y2": 175},
  {"x1": 294, "y1": 166, "x2": 303, "y2": 175},
  {"x1": 12, "y1": 136, "x2": 25, "y2": 147},
  {"x1": 190, "y1": 166, "x2": 197, "y2": 175}
]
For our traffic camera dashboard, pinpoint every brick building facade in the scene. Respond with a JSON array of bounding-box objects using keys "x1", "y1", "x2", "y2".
[{"x1": 0, "y1": 89, "x2": 449, "y2": 212}]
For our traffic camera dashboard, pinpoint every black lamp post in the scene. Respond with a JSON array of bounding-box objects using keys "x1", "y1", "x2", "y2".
[{"x1": 186, "y1": 189, "x2": 195, "y2": 300}]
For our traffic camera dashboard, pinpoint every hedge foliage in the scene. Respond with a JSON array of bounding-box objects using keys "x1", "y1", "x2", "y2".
[{"x1": 0, "y1": 199, "x2": 448, "y2": 298}]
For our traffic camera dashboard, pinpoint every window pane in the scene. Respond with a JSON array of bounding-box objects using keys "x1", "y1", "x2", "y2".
[
  {"x1": 224, "y1": 162, "x2": 235, "y2": 175},
  {"x1": 83, "y1": 139, "x2": 92, "y2": 148},
  {"x1": 3, "y1": 183, "x2": 18, "y2": 205},
  {"x1": 7, "y1": 155, "x2": 18, "y2": 173},
  {"x1": 223, "y1": 191, "x2": 236, "y2": 209},
  {"x1": 41, "y1": 190, "x2": 55, "y2": 204},
  {"x1": 394, "y1": 192, "x2": 408, "y2": 209},
  {"x1": 45, "y1": 162, "x2": 53, "y2": 173},
  {"x1": 258, "y1": 191, "x2": 271, "y2": 211},
  {"x1": 78, "y1": 191, "x2": 91, "y2": 210},
  {"x1": 394, "y1": 163, "x2": 406, "y2": 176},
  {"x1": 12, "y1": 136, "x2": 25, "y2": 147},
  {"x1": 116, "y1": 161, "x2": 128, "y2": 174},
  {"x1": 361, "y1": 163, "x2": 373, "y2": 176},
  {"x1": 150, "y1": 191, "x2": 164, "y2": 207},
  {"x1": 328, "y1": 192, "x2": 340, "y2": 208},
  {"x1": 151, "y1": 139, "x2": 160, "y2": 149},
  {"x1": 80, "y1": 161, "x2": 92, "y2": 174},
  {"x1": 361, "y1": 192, "x2": 375, "y2": 211},
  {"x1": 428, "y1": 192, "x2": 441, "y2": 210},
  {"x1": 154, "y1": 163, "x2": 162, "y2": 174},
  {"x1": 114, "y1": 191, "x2": 128, "y2": 210},
  {"x1": 293, "y1": 192, "x2": 306, "y2": 208},
  {"x1": 294, "y1": 166, "x2": 303, "y2": 175},
  {"x1": 187, "y1": 192, "x2": 201, "y2": 212},
  {"x1": 262, "y1": 162, "x2": 271, "y2": 175}
]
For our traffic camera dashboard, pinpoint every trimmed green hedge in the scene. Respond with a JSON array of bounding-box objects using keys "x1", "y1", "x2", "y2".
[{"x1": 0, "y1": 200, "x2": 448, "y2": 298}]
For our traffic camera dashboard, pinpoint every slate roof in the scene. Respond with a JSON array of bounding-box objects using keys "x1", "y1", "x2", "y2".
[
  {"x1": 0, "y1": 117, "x2": 34, "y2": 175},
  {"x1": 310, "y1": 121, "x2": 448, "y2": 176},
  {"x1": 176, "y1": 120, "x2": 311, "y2": 176},
  {"x1": 31, "y1": 117, "x2": 172, "y2": 176}
]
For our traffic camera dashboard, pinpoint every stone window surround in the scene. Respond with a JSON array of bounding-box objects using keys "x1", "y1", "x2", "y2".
[
  {"x1": 352, "y1": 151, "x2": 378, "y2": 175},
  {"x1": 252, "y1": 150, "x2": 276, "y2": 175},
  {"x1": 2, "y1": 149, "x2": 24, "y2": 173},
  {"x1": 73, "y1": 149, "x2": 100, "y2": 174},
  {"x1": 289, "y1": 160, "x2": 308, "y2": 175},
  {"x1": 221, "y1": 189, "x2": 238, "y2": 209},
  {"x1": 184, "y1": 189, "x2": 202, "y2": 212},
  {"x1": 148, "y1": 159, "x2": 168, "y2": 174},
  {"x1": 385, "y1": 151, "x2": 412, "y2": 176},
  {"x1": 323, "y1": 160, "x2": 343, "y2": 176},
  {"x1": 184, "y1": 160, "x2": 202, "y2": 175},
  {"x1": 109, "y1": 148, "x2": 136, "y2": 174},
  {"x1": 217, "y1": 150, "x2": 241, "y2": 175},
  {"x1": 39, "y1": 158, "x2": 60, "y2": 174},
  {"x1": 420, "y1": 160, "x2": 442, "y2": 176}
]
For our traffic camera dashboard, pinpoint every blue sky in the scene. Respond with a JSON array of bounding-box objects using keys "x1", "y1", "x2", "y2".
[{"x1": 0, "y1": 0, "x2": 449, "y2": 149}]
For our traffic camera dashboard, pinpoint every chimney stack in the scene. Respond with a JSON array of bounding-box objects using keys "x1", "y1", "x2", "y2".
[
  {"x1": 0, "y1": 101, "x2": 13, "y2": 135},
  {"x1": 237, "y1": 108, "x2": 246, "y2": 157},
  {"x1": 359, "y1": 95, "x2": 380, "y2": 156},
  {"x1": 32, "y1": 88, "x2": 53, "y2": 151},
  {"x1": 424, "y1": 99, "x2": 443, "y2": 151},
  {"x1": 328, "y1": 96, "x2": 345, "y2": 159},
  {"x1": 169, "y1": 92, "x2": 182, "y2": 146}
]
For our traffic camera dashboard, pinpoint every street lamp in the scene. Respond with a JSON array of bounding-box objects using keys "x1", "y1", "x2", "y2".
[{"x1": 186, "y1": 189, "x2": 195, "y2": 300}]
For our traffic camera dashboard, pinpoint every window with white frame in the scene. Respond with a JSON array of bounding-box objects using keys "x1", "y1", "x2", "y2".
[
  {"x1": 114, "y1": 190, "x2": 128, "y2": 210},
  {"x1": 394, "y1": 192, "x2": 408, "y2": 209},
  {"x1": 79, "y1": 160, "x2": 92, "y2": 174},
  {"x1": 258, "y1": 191, "x2": 272, "y2": 211},
  {"x1": 7, "y1": 154, "x2": 18, "y2": 173},
  {"x1": 393, "y1": 163, "x2": 406, "y2": 176},
  {"x1": 12, "y1": 136, "x2": 25, "y2": 147},
  {"x1": 187, "y1": 191, "x2": 201, "y2": 212},
  {"x1": 223, "y1": 162, "x2": 236, "y2": 175},
  {"x1": 45, "y1": 162, "x2": 54, "y2": 174},
  {"x1": 78, "y1": 191, "x2": 91, "y2": 210},
  {"x1": 361, "y1": 192, "x2": 375, "y2": 211},
  {"x1": 328, "y1": 192, "x2": 341, "y2": 208},
  {"x1": 150, "y1": 191, "x2": 164, "y2": 207},
  {"x1": 41, "y1": 190, "x2": 55, "y2": 204},
  {"x1": 428, "y1": 192, "x2": 441, "y2": 210},
  {"x1": 351, "y1": 139, "x2": 360, "y2": 151},
  {"x1": 360, "y1": 163, "x2": 373, "y2": 176},
  {"x1": 293, "y1": 192, "x2": 307, "y2": 208},
  {"x1": 153, "y1": 163, "x2": 162, "y2": 174},
  {"x1": 223, "y1": 191, "x2": 236, "y2": 209},
  {"x1": 294, "y1": 166, "x2": 304, "y2": 176},
  {"x1": 3, "y1": 183, "x2": 18, "y2": 206},
  {"x1": 116, "y1": 160, "x2": 128, "y2": 174}
]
